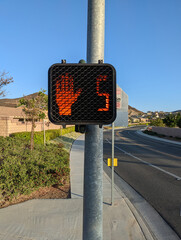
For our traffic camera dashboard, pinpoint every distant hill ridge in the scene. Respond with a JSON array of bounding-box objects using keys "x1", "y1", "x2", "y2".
[
  {"x1": 172, "y1": 110, "x2": 181, "y2": 113},
  {"x1": 0, "y1": 93, "x2": 39, "y2": 108},
  {"x1": 0, "y1": 93, "x2": 153, "y2": 116}
]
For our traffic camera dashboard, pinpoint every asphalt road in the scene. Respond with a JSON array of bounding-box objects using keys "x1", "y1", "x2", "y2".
[{"x1": 103, "y1": 126, "x2": 181, "y2": 238}]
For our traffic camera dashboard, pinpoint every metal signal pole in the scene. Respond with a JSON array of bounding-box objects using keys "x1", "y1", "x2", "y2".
[
  {"x1": 83, "y1": 0, "x2": 105, "y2": 240},
  {"x1": 111, "y1": 122, "x2": 115, "y2": 205}
]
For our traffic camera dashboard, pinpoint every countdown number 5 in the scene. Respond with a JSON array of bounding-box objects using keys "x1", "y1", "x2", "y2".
[{"x1": 96, "y1": 75, "x2": 110, "y2": 111}]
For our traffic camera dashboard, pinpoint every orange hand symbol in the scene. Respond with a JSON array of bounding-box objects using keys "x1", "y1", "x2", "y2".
[{"x1": 56, "y1": 73, "x2": 82, "y2": 115}]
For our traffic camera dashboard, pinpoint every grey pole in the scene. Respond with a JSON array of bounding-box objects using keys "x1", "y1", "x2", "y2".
[
  {"x1": 111, "y1": 122, "x2": 115, "y2": 205},
  {"x1": 83, "y1": 1, "x2": 105, "y2": 240}
]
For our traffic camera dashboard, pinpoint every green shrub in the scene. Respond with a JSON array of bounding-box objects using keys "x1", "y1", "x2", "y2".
[
  {"x1": 0, "y1": 137, "x2": 69, "y2": 200},
  {"x1": 10, "y1": 126, "x2": 75, "y2": 145},
  {"x1": 163, "y1": 113, "x2": 180, "y2": 128},
  {"x1": 149, "y1": 118, "x2": 165, "y2": 127}
]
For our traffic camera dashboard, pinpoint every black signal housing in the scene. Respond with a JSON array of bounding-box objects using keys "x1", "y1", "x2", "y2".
[{"x1": 48, "y1": 63, "x2": 116, "y2": 125}]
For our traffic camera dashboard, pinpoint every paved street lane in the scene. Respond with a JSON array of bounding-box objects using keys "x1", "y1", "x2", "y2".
[{"x1": 103, "y1": 127, "x2": 181, "y2": 238}]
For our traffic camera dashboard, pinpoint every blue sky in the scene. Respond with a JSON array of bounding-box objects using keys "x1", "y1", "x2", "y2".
[{"x1": 0, "y1": 0, "x2": 181, "y2": 112}]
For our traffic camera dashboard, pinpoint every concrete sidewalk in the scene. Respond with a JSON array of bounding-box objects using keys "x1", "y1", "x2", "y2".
[
  {"x1": 70, "y1": 134, "x2": 154, "y2": 240},
  {"x1": 0, "y1": 134, "x2": 179, "y2": 240}
]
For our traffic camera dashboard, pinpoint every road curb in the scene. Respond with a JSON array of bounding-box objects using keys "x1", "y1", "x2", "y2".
[{"x1": 137, "y1": 130, "x2": 181, "y2": 146}]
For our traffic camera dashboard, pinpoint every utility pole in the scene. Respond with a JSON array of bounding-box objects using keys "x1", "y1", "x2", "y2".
[{"x1": 83, "y1": 0, "x2": 105, "y2": 240}]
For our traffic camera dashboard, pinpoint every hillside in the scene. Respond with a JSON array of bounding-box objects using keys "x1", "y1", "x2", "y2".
[{"x1": 128, "y1": 105, "x2": 144, "y2": 116}]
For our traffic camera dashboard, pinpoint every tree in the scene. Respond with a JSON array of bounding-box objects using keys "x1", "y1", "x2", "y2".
[
  {"x1": 163, "y1": 113, "x2": 179, "y2": 128},
  {"x1": 149, "y1": 118, "x2": 165, "y2": 127},
  {"x1": 176, "y1": 114, "x2": 181, "y2": 128},
  {"x1": 0, "y1": 71, "x2": 13, "y2": 97},
  {"x1": 19, "y1": 90, "x2": 48, "y2": 150}
]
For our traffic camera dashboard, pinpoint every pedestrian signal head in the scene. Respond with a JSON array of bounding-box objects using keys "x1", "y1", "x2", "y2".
[{"x1": 48, "y1": 63, "x2": 116, "y2": 125}]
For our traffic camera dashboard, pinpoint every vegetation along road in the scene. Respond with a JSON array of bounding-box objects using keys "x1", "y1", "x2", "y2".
[{"x1": 103, "y1": 126, "x2": 181, "y2": 238}]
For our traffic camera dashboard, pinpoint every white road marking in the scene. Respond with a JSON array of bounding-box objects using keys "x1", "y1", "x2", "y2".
[{"x1": 106, "y1": 139, "x2": 181, "y2": 181}]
